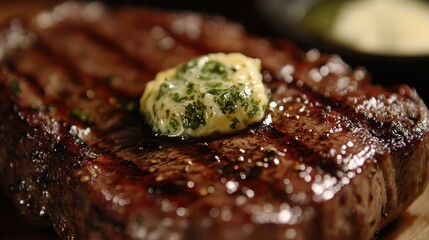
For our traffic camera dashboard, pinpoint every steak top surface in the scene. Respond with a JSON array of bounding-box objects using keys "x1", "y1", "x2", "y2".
[{"x1": 0, "y1": 2, "x2": 428, "y2": 240}]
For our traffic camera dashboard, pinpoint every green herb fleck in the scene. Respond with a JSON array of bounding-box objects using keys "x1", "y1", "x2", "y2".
[
  {"x1": 169, "y1": 118, "x2": 179, "y2": 131},
  {"x1": 172, "y1": 92, "x2": 186, "y2": 102},
  {"x1": 11, "y1": 81, "x2": 21, "y2": 93},
  {"x1": 205, "y1": 82, "x2": 223, "y2": 88},
  {"x1": 207, "y1": 88, "x2": 223, "y2": 95},
  {"x1": 230, "y1": 117, "x2": 240, "y2": 129},
  {"x1": 246, "y1": 98, "x2": 260, "y2": 118},
  {"x1": 186, "y1": 83, "x2": 196, "y2": 95},
  {"x1": 47, "y1": 104, "x2": 56, "y2": 112},
  {"x1": 183, "y1": 100, "x2": 206, "y2": 130},
  {"x1": 104, "y1": 75, "x2": 116, "y2": 84},
  {"x1": 202, "y1": 60, "x2": 226, "y2": 75},
  {"x1": 176, "y1": 58, "x2": 198, "y2": 79},
  {"x1": 199, "y1": 60, "x2": 235, "y2": 81},
  {"x1": 177, "y1": 57, "x2": 235, "y2": 82},
  {"x1": 213, "y1": 84, "x2": 251, "y2": 115},
  {"x1": 70, "y1": 108, "x2": 89, "y2": 122},
  {"x1": 157, "y1": 81, "x2": 172, "y2": 100}
]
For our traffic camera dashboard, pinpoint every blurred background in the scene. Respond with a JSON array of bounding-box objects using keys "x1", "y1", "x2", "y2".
[
  {"x1": 1, "y1": 0, "x2": 429, "y2": 239},
  {"x1": 107, "y1": 0, "x2": 429, "y2": 105}
]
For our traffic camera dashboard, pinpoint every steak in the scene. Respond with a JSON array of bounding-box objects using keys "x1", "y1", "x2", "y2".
[{"x1": 1, "y1": 2, "x2": 428, "y2": 239}]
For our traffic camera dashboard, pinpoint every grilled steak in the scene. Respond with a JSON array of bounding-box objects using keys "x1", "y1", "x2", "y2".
[{"x1": 1, "y1": 2, "x2": 428, "y2": 239}]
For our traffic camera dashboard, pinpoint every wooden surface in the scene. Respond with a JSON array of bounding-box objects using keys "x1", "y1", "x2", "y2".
[
  {"x1": 380, "y1": 180, "x2": 429, "y2": 240},
  {"x1": 1, "y1": 1, "x2": 429, "y2": 239}
]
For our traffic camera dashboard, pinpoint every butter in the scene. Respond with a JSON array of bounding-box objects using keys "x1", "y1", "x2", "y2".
[{"x1": 140, "y1": 53, "x2": 268, "y2": 138}]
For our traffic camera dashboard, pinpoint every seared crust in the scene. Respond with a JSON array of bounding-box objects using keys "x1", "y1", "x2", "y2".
[{"x1": 1, "y1": 2, "x2": 428, "y2": 239}]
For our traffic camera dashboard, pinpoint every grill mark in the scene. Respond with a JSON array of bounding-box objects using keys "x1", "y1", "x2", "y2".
[
  {"x1": 31, "y1": 26, "x2": 147, "y2": 98},
  {"x1": 0, "y1": 68, "x2": 45, "y2": 111},
  {"x1": 95, "y1": 138, "x2": 228, "y2": 202},
  {"x1": 5, "y1": 61, "x2": 150, "y2": 182},
  {"x1": 30, "y1": 35, "x2": 91, "y2": 89},
  {"x1": 91, "y1": 12, "x2": 205, "y2": 68},
  {"x1": 9, "y1": 21, "x2": 153, "y2": 130},
  {"x1": 85, "y1": 117, "x2": 227, "y2": 194},
  {"x1": 5, "y1": 46, "x2": 90, "y2": 111},
  {"x1": 114, "y1": 13, "x2": 219, "y2": 57},
  {"x1": 88, "y1": 16, "x2": 202, "y2": 73},
  {"x1": 259, "y1": 125, "x2": 326, "y2": 165},
  {"x1": 202, "y1": 127, "x2": 317, "y2": 183},
  {"x1": 7, "y1": 46, "x2": 119, "y2": 128},
  {"x1": 283, "y1": 75, "x2": 421, "y2": 151},
  {"x1": 139, "y1": 12, "x2": 299, "y2": 71},
  {"x1": 4, "y1": 33, "x2": 135, "y2": 155},
  {"x1": 268, "y1": 44, "x2": 425, "y2": 148},
  {"x1": 82, "y1": 26, "x2": 156, "y2": 77},
  {"x1": 261, "y1": 103, "x2": 361, "y2": 177},
  {"x1": 4, "y1": 61, "x2": 47, "y2": 97}
]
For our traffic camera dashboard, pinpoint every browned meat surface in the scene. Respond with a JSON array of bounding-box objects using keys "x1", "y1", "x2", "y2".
[{"x1": 0, "y1": 2, "x2": 428, "y2": 239}]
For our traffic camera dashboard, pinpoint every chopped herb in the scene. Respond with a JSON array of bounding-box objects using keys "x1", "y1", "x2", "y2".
[
  {"x1": 199, "y1": 60, "x2": 235, "y2": 81},
  {"x1": 213, "y1": 84, "x2": 251, "y2": 115},
  {"x1": 186, "y1": 82, "x2": 196, "y2": 95},
  {"x1": 202, "y1": 60, "x2": 226, "y2": 75},
  {"x1": 172, "y1": 92, "x2": 186, "y2": 102},
  {"x1": 205, "y1": 82, "x2": 223, "y2": 88},
  {"x1": 104, "y1": 75, "x2": 116, "y2": 84},
  {"x1": 169, "y1": 118, "x2": 179, "y2": 131},
  {"x1": 177, "y1": 57, "x2": 235, "y2": 82},
  {"x1": 176, "y1": 58, "x2": 198, "y2": 79},
  {"x1": 157, "y1": 81, "x2": 172, "y2": 100},
  {"x1": 230, "y1": 117, "x2": 240, "y2": 129},
  {"x1": 207, "y1": 88, "x2": 223, "y2": 95},
  {"x1": 47, "y1": 104, "x2": 56, "y2": 112},
  {"x1": 183, "y1": 100, "x2": 206, "y2": 130},
  {"x1": 246, "y1": 98, "x2": 260, "y2": 118},
  {"x1": 11, "y1": 80, "x2": 21, "y2": 93},
  {"x1": 70, "y1": 108, "x2": 89, "y2": 122},
  {"x1": 152, "y1": 104, "x2": 157, "y2": 116}
]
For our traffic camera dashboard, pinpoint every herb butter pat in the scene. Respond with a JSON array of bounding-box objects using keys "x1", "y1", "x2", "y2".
[{"x1": 140, "y1": 53, "x2": 268, "y2": 137}]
